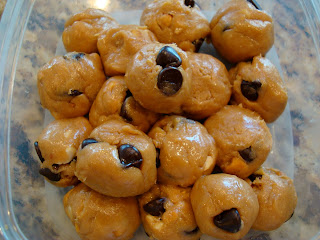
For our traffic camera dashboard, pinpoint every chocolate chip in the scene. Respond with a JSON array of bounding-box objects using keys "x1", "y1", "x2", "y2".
[
  {"x1": 184, "y1": 0, "x2": 195, "y2": 8},
  {"x1": 214, "y1": 208, "x2": 241, "y2": 233},
  {"x1": 72, "y1": 52, "x2": 85, "y2": 60},
  {"x1": 118, "y1": 144, "x2": 143, "y2": 168},
  {"x1": 156, "y1": 148, "x2": 161, "y2": 168},
  {"x1": 68, "y1": 89, "x2": 83, "y2": 96},
  {"x1": 39, "y1": 168, "x2": 61, "y2": 182},
  {"x1": 211, "y1": 165, "x2": 223, "y2": 174},
  {"x1": 241, "y1": 80, "x2": 262, "y2": 101},
  {"x1": 157, "y1": 67, "x2": 183, "y2": 96},
  {"x1": 247, "y1": 0, "x2": 262, "y2": 10},
  {"x1": 34, "y1": 141, "x2": 45, "y2": 163},
  {"x1": 239, "y1": 146, "x2": 256, "y2": 163},
  {"x1": 120, "y1": 97, "x2": 133, "y2": 122},
  {"x1": 248, "y1": 173, "x2": 262, "y2": 182},
  {"x1": 81, "y1": 138, "x2": 98, "y2": 149},
  {"x1": 250, "y1": 233, "x2": 271, "y2": 240},
  {"x1": 143, "y1": 198, "x2": 166, "y2": 217},
  {"x1": 52, "y1": 164, "x2": 59, "y2": 170},
  {"x1": 192, "y1": 38, "x2": 204, "y2": 52},
  {"x1": 184, "y1": 226, "x2": 199, "y2": 235},
  {"x1": 156, "y1": 46, "x2": 182, "y2": 68}
]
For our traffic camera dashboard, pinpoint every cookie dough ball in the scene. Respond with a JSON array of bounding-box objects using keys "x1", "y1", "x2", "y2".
[
  {"x1": 89, "y1": 76, "x2": 160, "y2": 132},
  {"x1": 229, "y1": 55, "x2": 288, "y2": 123},
  {"x1": 210, "y1": 0, "x2": 274, "y2": 63},
  {"x1": 139, "y1": 184, "x2": 201, "y2": 240},
  {"x1": 97, "y1": 25, "x2": 158, "y2": 76},
  {"x1": 182, "y1": 52, "x2": 231, "y2": 120},
  {"x1": 75, "y1": 119, "x2": 157, "y2": 197},
  {"x1": 140, "y1": 0, "x2": 210, "y2": 52},
  {"x1": 246, "y1": 167, "x2": 297, "y2": 231},
  {"x1": 62, "y1": 8, "x2": 118, "y2": 53},
  {"x1": 204, "y1": 105, "x2": 272, "y2": 179},
  {"x1": 34, "y1": 117, "x2": 92, "y2": 187},
  {"x1": 64, "y1": 183, "x2": 140, "y2": 240},
  {"x1": 37, "y1": 52, "x2": 106, "y2": 119},
  {"x1": 191, "y1": 174, "x2": 259, "y2": 240},
  {"x1": 149, "y1": 115, "x2": 217, "y2": 187},
  {"x1": 125, "y1": 43, "x2": 191, "y2": 114}
]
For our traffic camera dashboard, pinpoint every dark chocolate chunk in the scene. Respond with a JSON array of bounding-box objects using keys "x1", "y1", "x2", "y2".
[
  {"x1": 120, "y1": 97, "x2": 133, "y2": 122},
  {"x1": 250, "y1": 233, "x2": 271, "y2": 240},
  {"x1": 248, "y1": 173, "x2": 262, "y2": 182},
  {"x1": 241, "y1": 80, "x2": 262, "y2": 101},
  {"x1": 184, "y1": 0, "x2": 195, "y2": 8},
  {"x1": 247, "y1": 0, "x2": 262, "y2": 10},
  {"x1": 34, "y1": 141, "x2": 45, "y2": 163},
  {"x1": 214, "y1": 208, "x2": 241, "y2": 233},
  {"x1": 39, "y1": 168, "x2": 61, "y2": 182},
  {"x1": 184, "y1": 226, "x2": 199, "y2": 235},
  {"x1": 157, "y1": 67, "x2": 183, "y2": 96},
  {"x1": 72, "y1": 52, "x2": 85, "y2": 60},
  {"x1": 81, "y1": 138, "x2": 98, "y2": 149},
  {"x1": 118, "y1": 144, "x2": 143, "y2": 168},
  {"x1": 52, "y1": 164, "x2": 59, "y2": 170},
  {"x1": 192, "y1": 38, "x2": 204, "y2": 52},
  {"x1": 156, "y1": 46, "x2": 182, "y2": 68},
  {"x1": 68, "y1": 89, "x2": 83, "y2": 96},
  {"x1": 211, "y1": 165, "x2": 223, "y2": 174},
  {"x1": 156, "y1": 148, "x2": 161, "y2": 168},
  {"x1": 239, "y1": 146, "x2": 256, "y2": 163},
  {"x1": 143, "y1": 198, "x2": 166, "y2": 217}
]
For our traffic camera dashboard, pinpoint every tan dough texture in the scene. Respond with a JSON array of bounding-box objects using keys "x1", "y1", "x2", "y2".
[
  {"x1": 182, "y1": 52, "x2": 231, "y2": 120},
  {"x1": 64, "y1": 183, "x2": 140, "y2": 240},
  {"x1": 246, "y1": 167, "x2": 297, "y2": 231},
  {"x1": 210, "y1": 0, "x2": 274, "y2": 63},
  {"x1": 37, "y1": 52, "x2": 106, "y2": 119},
  {"x1": 204, "y1": 105, "x2": 272, "y2": 179},
  {"x1": 148, "y1": 115, "x2": 217, "y2": 187},
  {"x1": 75, "y1": 119, "x2": 157, "y2": 197},
  {"x1": 62, "y1": 8, "x2": 118, "y2": 53},
  {"x1": 229, "y1": 55, "x2": 288, "y2": 123},
  {"x1": 125, "y1": 43, "x2": 191, "y2": 114},
  {"x1": 139, "y1": 184, "x2": 201, "y2": 240},
  {"x1": 36, "y1": 117, "x2": 92, "y2": 187},
  {"x1": 98, "y1": 25, "x2": 158, "y2": 76},
  {"x1": 190, "y1": 174, "x2": 259, "y2": 240},
  {"x1": 140, "y1": 0, "x2": 210, "y2": 52}
]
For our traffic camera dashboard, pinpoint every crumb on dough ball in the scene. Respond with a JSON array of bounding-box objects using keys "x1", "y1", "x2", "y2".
[
  {"x1": 229, "y1": 55, "x2": 288, "y2": 123},
  {"x1": 210, "y1": 0, "x2": 274, "y2": 63},
  {"x1": 190, "y1": 174, "x2": 259, "y2": 240},
  {"x1": 34, "y1": 117, "x2": 92, "y2": 187},
  {"x1": 64, "y1": 183, "x2": 141, "y2": 240},
  {"x1": 62, "y1": 8, "x2": 118, "y2": 53}
]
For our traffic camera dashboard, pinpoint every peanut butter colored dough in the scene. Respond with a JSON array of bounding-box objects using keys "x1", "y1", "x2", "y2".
[
  {"x1": 97, "y1": 25, "x2": 158, "y2": 76},
  {"x1": 62, "y1": 8, "x2": 118, "y2": 53},
  {"x1": 190, "y1": 174, "x2": 259, "y2": 240},
  {"x1": 35, "y1": 117, "x2": 92, "y2": 187},
  {"x1": 210, "y1": 0, "x2": 274, "y2": 63},
  {"x1": 37, "y1": 52, "x2": 106, "y2": 119},
  {"x1": 64, "y1": 183, "x2": 140, "y2": 240},
  {"x1": 246, "y1": 167, "x2": 297, "y2": 231},
  {"x1": 125, "y1": 43, "x2": 191, "y2": 114},
  {"x1": 229, "y1": 55, "x2": 288, "y2": 123},
  {"x1": 139, "y1": 184, "x2": 201, "y2": 240},
  {"x1": 204, "y1": 105, "x2": 272, "y2": 179},
  {"x1": 75, "y1": 119, "x2": 157, "y2": 197},
  {"x1": 89, "y1": 76, "x2": 160, "y2": 132},
  {"x1": 182, "y1": 52, "x2": 231, "y2": 120},
  {"x1": 148, "y1": 115, "x2": 217, "y2": 187},
  {"x1": 140, "y1": 0, "x2": 210, "y2": 52}
]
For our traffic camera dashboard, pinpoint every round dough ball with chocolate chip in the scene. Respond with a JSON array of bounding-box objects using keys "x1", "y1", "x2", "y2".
[
  {"x1": 37, "y1": 52, "x2": 106, "y2": 119},
  {"x1": 245, "y1": 167, "x2": 297, "y2": 231},
  {"x1": 229, "y1": 55, "x2": 288, "y2": 123},
  {"x1": 204, "y1": 105, "x2": 272, "y2": 179},
  {"x1": 89, "y1": 76, "x2": 160, "y2": 132},
  {"x1": 182, "y1": 52, "x2": 231, "y2": 120},
  {"x1": 190, "y1": 174, "x2": 259, "y2": 240},
  {"x1": 140, "y1": 0, "x2": 210, "y2": 52},
  {"x1": 97, "y1": 25, "x2": 158, "y2": 76},
  {"x1": 64, "y1": 183, "x2": 140, "y2": 240},
  {"x1": 62, "y1": 8, "x2": 118, "y2": 53},
  {"x1": 125, "y1": 43, "x2": 191, "y2": 114},
  {"x1": 75, "y1": 119, "x2": 157, "y2": 197},
  {"x1": 34, "y1": 117, "x2": 92, "y2": 187},
  {"x1": 148, "y1": 115, "x2": 217, "y2": 187},
  {"x1": 139, "y1": 184, "x2": 201, "y2": 240},
  {"x1": 210, "y1": 0, "x2": 274, "y2": 63}
]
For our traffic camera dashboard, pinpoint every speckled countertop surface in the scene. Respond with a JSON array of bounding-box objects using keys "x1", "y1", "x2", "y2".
[{"x1": 2, "y1": 0, "x2": 320, "y2": 240}]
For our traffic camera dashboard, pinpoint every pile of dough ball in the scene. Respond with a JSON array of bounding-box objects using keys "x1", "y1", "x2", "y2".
[{"x1": 34, "y1": 0, "x2": 296, "y2": 240}]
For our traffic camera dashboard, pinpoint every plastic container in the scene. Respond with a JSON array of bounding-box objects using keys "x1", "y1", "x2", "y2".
[{"x1": 0, "y1": 0, "x2": 319, "y2": 240}]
